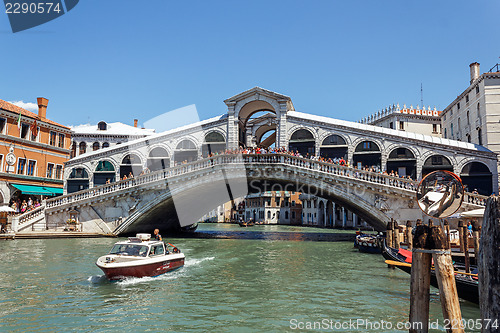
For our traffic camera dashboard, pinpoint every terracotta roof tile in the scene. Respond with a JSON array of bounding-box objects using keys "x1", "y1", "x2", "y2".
[{"x1": 0, "y1": 99, "x2": 70, "y2": 130}]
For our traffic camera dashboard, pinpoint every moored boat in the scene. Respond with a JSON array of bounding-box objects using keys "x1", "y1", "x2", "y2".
[
  {"x1": 355, "y1": 233, "x2": 382, "y2": 254},
  {"x1": 382, "y1": 241, "x2": 478, "y2": 304},
  {"x1": 96, "y1": 233, "x2": 185, "y2": 280}
]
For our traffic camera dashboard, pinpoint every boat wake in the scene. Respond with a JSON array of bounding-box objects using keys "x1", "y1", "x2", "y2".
[{"x1": 185, "y1": 256, "x2": 215, "y2": 267}]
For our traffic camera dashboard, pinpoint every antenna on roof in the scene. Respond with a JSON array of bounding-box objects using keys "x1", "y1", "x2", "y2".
[{"x1": 420, "y1": 83, "x2": 424, "y2": 108}]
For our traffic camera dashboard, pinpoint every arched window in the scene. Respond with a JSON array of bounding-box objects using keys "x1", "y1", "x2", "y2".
[
  {"x1": 422, "y1": 155, "x2": 453, "y2": 177},
  {"x1": 288, "y1": 129, "x2": 315, "y2": 156},
  {"x1": 267, "y1": 211, "x2": 271, "y2": 219},
  {"x1": 147, "y1": 147, "x2": 170, "y2": 171},
  {"x1": 120, "y1": 153, "x2": 142, "y2": 178},
  {"x1": 174, "y1": 139, "x2": 198, "y2": 164},
  {"x1": 102, "y1": 142, "x2": 110, "y2": 149},
  {"x1": 461, "y1": 162, "x2": 492, "y2": 195},
  {"x1": 285, "y1": 211, "x2": 289, "y2": 220},
  {"x1": 466, "y1": 110, "x2": 470, "y2": 125},
  {"x1": 97, "y1": 121, "x2": 107, "y2": 131},
  {"x1": 320, "y1": 134, "x2": 348, "y2": 159},
  {"x1": 478, "y1": 128, "x2": 482, "y2": 146},
  {"x1": 94, "y1": 161, "x2": 116, "y2": 186},
  {"x1": 79, "y1": 142, "x2": 86, "y2": 155},
  {"x1": 202, "y1": 131, "x2": 225, "y2": 157},
  {"x1": 92, "y1": 142, "x2": 100, "y2": 151},
  {"x1": 71, "y1": 141, "x2": 77, "y2": 158},
  {"x1": 67, "y1": 168, "x2": 89, "y2": 194},
  {"x1": 353, "y1": 141, "x2": 381, "y2": 170}
]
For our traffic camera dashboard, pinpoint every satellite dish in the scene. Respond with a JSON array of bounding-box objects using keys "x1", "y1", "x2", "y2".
[{"x1": 416, "y1": 170, "x2": 464, "y2": 218}]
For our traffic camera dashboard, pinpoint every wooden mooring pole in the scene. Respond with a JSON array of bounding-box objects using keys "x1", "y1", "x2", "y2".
[
  {"x1": 458, "y1": 220, "x2": 465, "y2": 253},
  {"x1": 478, "y1": 196, "x2": 500, "y2": 332},
  {"x1": 406, "y1": 220, "x2": 413, "y2": 250},
  {"x1": 409, "y1": 225, "x2": 464, "y2": 333},
  {"x1": 472, "y1": 221, "x2": 480, "y2": 266},
  {"x1": 460, "y1": 221, "x2": 471, "y2": 274},
  {"x1": 394, "y1": 220, "x2": 400, "y2": 249},
  {"x1": 409, "y1": 225, "x2": 432, "y2": 333},
  {"x1": 429, "y1": 226, "x2": 464, "y2": 333},
  {"x1": 444, "y1": 220, "x2": 450, "y2": 247}
]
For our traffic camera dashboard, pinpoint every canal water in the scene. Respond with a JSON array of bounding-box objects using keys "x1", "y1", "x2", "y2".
[{"x1": 0, "y1": 224, "x2": 480, "y2": 332}]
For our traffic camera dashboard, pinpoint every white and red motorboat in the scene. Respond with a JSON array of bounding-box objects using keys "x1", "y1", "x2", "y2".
[{"x1": 96, "y1": 233, "x2": 185, "y2": 280}]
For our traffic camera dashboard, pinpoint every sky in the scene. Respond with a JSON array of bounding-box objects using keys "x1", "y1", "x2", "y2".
[{"x1": 1, "y1": 0, "x2": 499, "y2": 129}]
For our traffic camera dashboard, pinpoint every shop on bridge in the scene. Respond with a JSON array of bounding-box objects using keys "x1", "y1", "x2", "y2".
[
  {"x1": 288, "y1": 129, "x2": 315, "y2": 156},
  {"x1": 460, "y1": 162, "x2": 493, "y2": 195},
  {"x1": 386, "y1": 148, "x2": 416, "y2": 178},
  {"x1": 353, "y1": 141, "x2": 381, "y2": 170},
  {"x1": 319, "y1": 135, "x2": 348, "y2": 160}
]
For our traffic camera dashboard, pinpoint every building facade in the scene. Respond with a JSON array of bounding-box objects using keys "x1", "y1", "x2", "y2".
[
  {"x1": 441, "y1": 62, "x2": 500, "y2": 194},
  {"x1": 361, "y1": 104, "x2": 442, "y2": 137},
  {"x1": 245, "y1": 191, "x2": 302, "y2": 225},
  {"x1": 0, "y1": 98, "x2": 72, "y2": 206},
  {"x1": 70, "y1": 120, "x2": 155, "y2": 158}
]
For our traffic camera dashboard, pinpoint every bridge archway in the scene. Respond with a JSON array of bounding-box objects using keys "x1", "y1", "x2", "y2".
[
  {"x1": 238, "y1": 101, "x2": 277, "y2": 147},
  {"x1": 289, "y1": 129, "x2": 315, "y2": 156},
  {"x1": 115, "y1": 160, "x2": 398, "y2": 235},
  {"x1": 120, "y1": 154, "x2": 142, "y2": 178},
  {"x1": 174, "y1": 139, "x2": 198, "y2": 164},
  {"x1": 93, "y1": 160, "x2": 116, "y2": 186},
  {"x1": 422, "y1": 155, "x2": 453, "y2": 177},
  {"x1": 353, "y1": 141, "x2": 381, "y2": 170},
  {"x1": 386, "y1": 147, "x2": 417, "y2": 178},
  {"x1": 67, "y1": 167, "x2": 90, "y2": 194},
  {"x1": 320, "y1": 134, "x2": 348, "y2": 160},
  {"x1": 202, "y1": 132, "x2": 226, "y2": 157},
  {"x1": 147, "y1": 147, "x2": 171, "y2": 172},
  {"x1": 460, "y1": 162, "x2": 492, "y2": 195}
]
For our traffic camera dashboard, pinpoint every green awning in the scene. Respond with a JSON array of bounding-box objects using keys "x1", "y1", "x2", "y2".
[{"x1": 12, "y1": 184, "x2": 63, "y2": 196}]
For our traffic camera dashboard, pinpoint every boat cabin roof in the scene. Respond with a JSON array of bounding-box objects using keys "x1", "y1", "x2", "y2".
[{"x1": 113, "y1": 238, "x2": 164, "y2": 247}]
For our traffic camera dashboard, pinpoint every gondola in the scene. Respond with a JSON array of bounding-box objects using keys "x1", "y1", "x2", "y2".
[{"x1": 382, "y1": 241, "x2": 479, "y2": 304}]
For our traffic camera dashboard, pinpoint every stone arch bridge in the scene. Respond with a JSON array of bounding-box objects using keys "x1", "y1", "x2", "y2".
[{"x1": 15, "y1": 154, "x2": 487, "y2": 234}]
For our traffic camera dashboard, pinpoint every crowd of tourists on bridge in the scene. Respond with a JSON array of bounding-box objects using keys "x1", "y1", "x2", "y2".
[{"x1": 205, "y1": 147, "x2": 416, "y2": 181}]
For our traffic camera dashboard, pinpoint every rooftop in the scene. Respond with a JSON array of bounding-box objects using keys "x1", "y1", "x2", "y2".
[
  {"x1": 71, "y1": 122, "x2": 156, "y2": 136},
  {"x1": 0, "y1": 99, "x2": 70, "y2": 130}
]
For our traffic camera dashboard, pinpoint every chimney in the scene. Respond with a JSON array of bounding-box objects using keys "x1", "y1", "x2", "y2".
[
  {"x1": 37, "y1": 97, "x2": 48, "y2": 119},
  {"x1": 134, "y1": 119, "x2": 138, "y2": 128},
  {"x1": 469, "y1": 62, "x2": 480, "y2": 84}
]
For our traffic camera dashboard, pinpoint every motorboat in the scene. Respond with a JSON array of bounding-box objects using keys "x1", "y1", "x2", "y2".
[{"x1": 96, "y1": 233, "x2": 185, "y2": 280}]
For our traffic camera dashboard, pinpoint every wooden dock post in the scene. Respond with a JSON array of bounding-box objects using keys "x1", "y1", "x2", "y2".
[
  {"x1": 460, "y1": 222, "x2": 471, "y2": 274},
  {"x1": 478, "y1": 196, "x2": 500, "y2": 331},
  {"x1": 394, "y1": 220, "x2": 400, "y2": 249},
  {"x1": 386, "y1": 220, "x2": 393, "y2": 250},
  {"x1": 458, "y1": 220, "x2": 465, "y2": 253},
  {"x1": 406, "y1": 220, "x2": 413, "y2": 250},
  {"x1": 472, "y1": 221, "x2": 480, "y2": 266},
  {"x1": 444, "y1": 220, "x2": 450, "y2": 246},
  {"x1": 409, "y1": 225, "x2": 432, "y2": 333},
  {"x1": 429, "y1": 226, "x2": 464, "y2": 333}
]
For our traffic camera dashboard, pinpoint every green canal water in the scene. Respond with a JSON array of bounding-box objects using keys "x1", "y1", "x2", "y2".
[{"x1": 0, "y1": 224, "x2": 480, "y2": 332}]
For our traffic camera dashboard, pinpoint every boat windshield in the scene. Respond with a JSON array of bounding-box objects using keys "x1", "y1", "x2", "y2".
[{"x1": 109, "y1": 244, "x2": 149, "y2": 257}]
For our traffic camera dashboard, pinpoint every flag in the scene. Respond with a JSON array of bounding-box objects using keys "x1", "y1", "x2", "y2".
[
  {"x1": 30, "y1": 120, "x2": 38, "y2": 138},
  {"x1": 16, "y1": 113, "x2": 21, "y2": 130}
]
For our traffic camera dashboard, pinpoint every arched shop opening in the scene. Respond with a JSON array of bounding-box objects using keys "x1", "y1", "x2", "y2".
[
  {"x1": 386, "y1": 148, "x2": 417, "y2": 178},
  {"x1": 288, "y1": 129, "x2": 315, "y2": 156},
  {"x1": 353, "y1": 141, "x2": 381, "y2": 170},
  {"x1": 460, "y1": 162, "x2": 493, "y2": 195},
  {"x1": 93, "y1": 161, "x2": 116, "y2": 186},
  {"x1": 147, "y1": 147, "x2": 170, "y2": 172},
  {"x1": 422, "y1": 155, "x2": 453, "y2": 177},
  {"x1": 120, "y1": 154, "x2": 142, "y2": 178},
  {"x1": 67, "y1": 168, "x2": 90, "y2": 194},
  {"x1": 320, "y1": 134, "x2": 348, "y2": 160},
  {"x1": 174, "y1": 140, "x2": 198, "y2": 164},
  {"x1": 202, "y1": 132, "x2": 226, "y2": 157}
]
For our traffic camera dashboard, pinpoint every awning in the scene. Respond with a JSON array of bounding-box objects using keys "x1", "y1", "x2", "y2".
[{"x1": 12, "y1": 184, "x2": 63, "y2": 196}]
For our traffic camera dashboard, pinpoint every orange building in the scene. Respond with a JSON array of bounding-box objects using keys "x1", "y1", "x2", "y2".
[{"x1": 0, "y1": 98, "x2": 72, "y2": 207}]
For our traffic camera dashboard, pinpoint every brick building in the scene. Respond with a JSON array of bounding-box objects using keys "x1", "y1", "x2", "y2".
[{"x1": 0, "y1": 98, "x2": 72, "y2": 207}]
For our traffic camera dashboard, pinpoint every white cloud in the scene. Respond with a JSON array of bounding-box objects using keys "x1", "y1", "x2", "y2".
[{"x1": 8, "y1": 100, "x2": 38, "y2": 112}]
